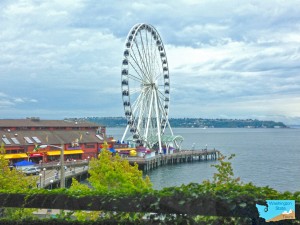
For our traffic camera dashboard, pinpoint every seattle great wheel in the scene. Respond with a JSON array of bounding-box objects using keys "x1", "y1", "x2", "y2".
[{"x1": 121, "y1": 23, "x2": 181, "y2": 153}]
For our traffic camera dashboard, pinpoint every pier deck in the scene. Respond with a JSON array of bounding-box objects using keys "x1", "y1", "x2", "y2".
[{"x1": 127, "y1": 149, "x2": 220, "y2": 171}]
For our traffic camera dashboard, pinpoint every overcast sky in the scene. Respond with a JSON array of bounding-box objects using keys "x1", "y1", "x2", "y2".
[{"x1": 1, "y1": 0, "x2": 300, "y2": 124}]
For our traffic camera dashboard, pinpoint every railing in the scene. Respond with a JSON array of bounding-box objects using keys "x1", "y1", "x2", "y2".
[
  {"x1": 0, "y1": 191, "x2": 299, "y2": 224},
  {"x1": 41, "y1": 166, "x2": 89, "y2": 188},
  {"x1": 38, "y1": 159, "x2": 89, "y2": 170},
  {"x1": 128, "y1": 152, "x2": 205, "y2": 162}
]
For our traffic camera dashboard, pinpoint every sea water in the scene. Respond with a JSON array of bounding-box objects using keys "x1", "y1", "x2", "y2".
[{"x1": 106, "y1": 127, "x2": 300, "y2": 192}]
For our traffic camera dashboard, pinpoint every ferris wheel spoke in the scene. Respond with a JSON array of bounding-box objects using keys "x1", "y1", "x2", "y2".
[
  {"x1": 131, "y1": 101, "x2": 144, "y2": 130},
  {"x1": 155, "y1": 94, "x2": 165, "y2": 114},
  {"x1": 153, "y1": 65, "x2": 162, "y2": 83},
  {"x1": 133, "y1": 98, "x2": 147, "y2": 133},
  {"x1": 144, "y1": 90, "x2": 155, "y2": 140},
  {"x1": 157, "y1": 94, "x2": 168, "y2": 119},
  {"x1": 130, "y1": 88, "x2": 141, "y2": 96},
  {"x1": 133, "y1": 37, "x2": 151, "y2": 82},
  {"x1": 153, "y1": 69, "x2": 163, "y2": 83},
  {"x1": 158, "y1": 96, "x2": 167, "y2": 114},
  {"x1": 157, "y1": 88, "x2": 166, "y2": 98},
  {"x1": 137, "y1": 100, "x2": 146, "y2": 132},
  {"x1": 153, "y1": 51, "x2": 163, "y2": 82},
  {"x1": 138, "y1": 32, "x2": 152, "y2": 80},
  {"x1": 142, "y1": 30, "x2": 155, "y2": 81},
  {"x1": 130, "y1": 49, "x2": 150, "y2": 83},
  {"x1": 149, "y1": 36, "x2": 160, "y2": 73},
  {"x1": 153, "y1": 89, "x2": 163, "y2": 150},
  {"x1": 144, "y1": 31, "x2": 153, "y2": 79},
  {"x1": 147, "y1": 90, "x2": 158, "y2": 137},
  {"x1": 129, "y1": 59, "x2": 148, "y2": 83},
  {"x1": 131, "y1": 88, "x2": 150, "y2": 110},
  {"x1": 137, "y1": 89, "x2": 152, "y2": 134},
  {"x1": 133, "y1": 88, "x2": 150, "y2": 113},
  {"x1": 128, "y1": 72, "x2": 143, "y2": 83},
  {"x1": 149, "y1": 38, "x2": 157, "y2": 81}
]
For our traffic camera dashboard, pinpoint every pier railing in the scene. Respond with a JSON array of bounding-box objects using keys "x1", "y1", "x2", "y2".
[{"x1": 127, "y1": 149, "x2": 219, "y2": 171}]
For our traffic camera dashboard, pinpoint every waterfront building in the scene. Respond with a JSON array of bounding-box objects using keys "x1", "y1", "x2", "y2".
[{"x1": 0, "y1": 117, "x2": 113, "y2": 164}]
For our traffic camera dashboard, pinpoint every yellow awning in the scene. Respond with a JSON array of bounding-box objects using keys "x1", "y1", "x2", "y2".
[
  {"x1": 46, "y1": 151, "x2": 61, "y2": 156},
  {"x1": 64, "y1": 150, "x2": 84, "y2": 155},
  {"x1": 47, "y1": 150, "x2": 84, "y2": 156},
  {"x1": 4, "y1": 153, "x2": 28, "y2": 159}
]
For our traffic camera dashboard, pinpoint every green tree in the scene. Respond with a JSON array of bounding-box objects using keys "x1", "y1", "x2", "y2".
[
  {"x1": 210, "y1": 153, "x2": 240, "y2": 185},
  {"x1": 0, "y1": 143, "x2": 5, "y2": 154},
  {"x1": 88, "y1": 148, "x2": 152, "y2": 193},
  {"x1": 69, "y1": 147, "x2": 152, "y2": 221},
  {"x1": 69, "y1": 143, "x2": 152, "y2": 193},
  {"x1": 0, "y1": 154, "x2": 37, "y2": 219},
  {"x1": 101, "y1": 141, "x2": 109, "y2": 151},
  {"x1": 0, "y1": 155, "x2": 37, "y2": 191}
]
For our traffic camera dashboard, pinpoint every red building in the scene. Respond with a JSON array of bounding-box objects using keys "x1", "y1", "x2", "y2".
[{"x1": 0, "y1": 117, "x2": 113, "y2": 164}]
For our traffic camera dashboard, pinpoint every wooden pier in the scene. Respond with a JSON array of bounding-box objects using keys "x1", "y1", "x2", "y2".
[
  {"x1": 40, "y1": 165, "x2": 89, "y2": 189},
  {"x1": 127, "y1": 149, "x2": 220, "y2": 172},
  {"x1": 39, "y1": 150, "x2": 219, "y2": 188}
]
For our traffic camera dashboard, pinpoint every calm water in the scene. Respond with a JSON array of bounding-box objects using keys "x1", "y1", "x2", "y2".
[{"x1": 107, "y1": 127, "x2": 300, "y2": 193}]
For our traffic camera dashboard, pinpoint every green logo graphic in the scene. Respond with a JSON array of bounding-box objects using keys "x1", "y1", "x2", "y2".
[{"x1": 256, "y1": 200, "x2": 295, "y2": 222}]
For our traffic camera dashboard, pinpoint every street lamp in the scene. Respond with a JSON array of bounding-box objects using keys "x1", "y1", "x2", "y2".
[
  {"x1": 73, "y1": 160, "x2": 76, "y2": 174},
  {"x1": 39, "y1": 173, "x2": 42, "y2": 188},
  {"x1": 50, "y1": 180, "x2": 53, "y2": 190},
  {"x1": 39, "y1": 144, "x2": 65, "y2": 188},
  {"x1": 43, "y1": 168, "x2": 46, "y2": 187}
]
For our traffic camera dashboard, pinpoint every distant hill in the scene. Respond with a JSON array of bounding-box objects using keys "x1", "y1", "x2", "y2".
[{"x1": 66, "y1": 117, "x2": 288, "y2": 128}]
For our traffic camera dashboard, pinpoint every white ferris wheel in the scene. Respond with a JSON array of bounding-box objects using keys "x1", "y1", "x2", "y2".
[{"x1": 120, "y1": 23, "x2": 180, "y2": 153}]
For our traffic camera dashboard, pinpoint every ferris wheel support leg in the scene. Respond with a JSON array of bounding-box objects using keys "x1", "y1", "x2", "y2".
[
  {"x1": 166, "y1": 119, "x2": 174, "y2": 136},
  {"x1": 154, "y1": 91, "x2": 163, "y2": 154},
  {"x1": 145, "y1": 91, "x2": 154, "y2": 142},
  {"x1": 136, "y1": 93, "x2": 144, "y2": 130},
  {"x1": 121, "y1": 124, "x2": 130, "y2": 143}
]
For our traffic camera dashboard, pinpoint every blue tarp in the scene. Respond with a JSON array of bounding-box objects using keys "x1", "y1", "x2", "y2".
[
  {"x1": 109, "y1": 148, "x2": 116, "y2": 153},
  {"x1": 14, "y1": 160, "x2": 36, "y2": 167}
]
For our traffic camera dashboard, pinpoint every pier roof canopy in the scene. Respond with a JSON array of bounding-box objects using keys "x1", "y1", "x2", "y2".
[{"x1": 160, "y1": 135, "x2": 183, "y2": 143}]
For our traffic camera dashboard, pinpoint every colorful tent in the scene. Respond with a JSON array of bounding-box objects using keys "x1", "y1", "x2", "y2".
[
  {"x1": 109, "y1": 148, "x2": 116, "y2": 153},
  {"x1": 14, "y1": 160, "x2": 36, "y2": 167}
]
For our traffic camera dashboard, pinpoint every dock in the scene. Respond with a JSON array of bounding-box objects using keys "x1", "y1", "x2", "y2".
[{"x1": 127, "y1": 149, "x2": 220, "y2": 172}]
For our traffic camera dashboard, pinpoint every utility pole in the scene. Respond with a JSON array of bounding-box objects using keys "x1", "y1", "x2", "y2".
[
  {"x1": 60, "y1": 144, "x2": 65, "y2": 188},
  {"x1": 39, "y1": 144, "x2": 65, "y2": 188}
]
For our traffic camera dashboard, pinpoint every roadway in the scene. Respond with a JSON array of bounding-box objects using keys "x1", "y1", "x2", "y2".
[
  {"x1": 28, "y1": 160, "x2": 90, "y2": 188},
  {"x1": 37, "y1": 165, "x2": 89, "y2": 188}
]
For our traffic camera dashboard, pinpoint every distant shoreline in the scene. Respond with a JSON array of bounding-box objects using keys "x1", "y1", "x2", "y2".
[
  {"x1": 106, "y1": 126, "x2": 291, "y2": 129},
  {"x1": 65, "y1": 117, "x2": 289, "y2": 129},
  {"x1": 289, "y1": 125, "x2": 300, "y2": 129}
]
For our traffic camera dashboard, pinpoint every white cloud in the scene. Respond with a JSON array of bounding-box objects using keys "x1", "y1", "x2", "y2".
[
  {"x1": 0, "y1": 0, "x2": 299, "y2": 124},
  {"x1": 0, "y1": 98, "x2": 14, "y2": 106},
  {"x1": 13, "y1": 98, "x2": 25, "y2": 103},
  {"x1": 13, "y1": 97, "x2": 38, "y2": 104}
]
